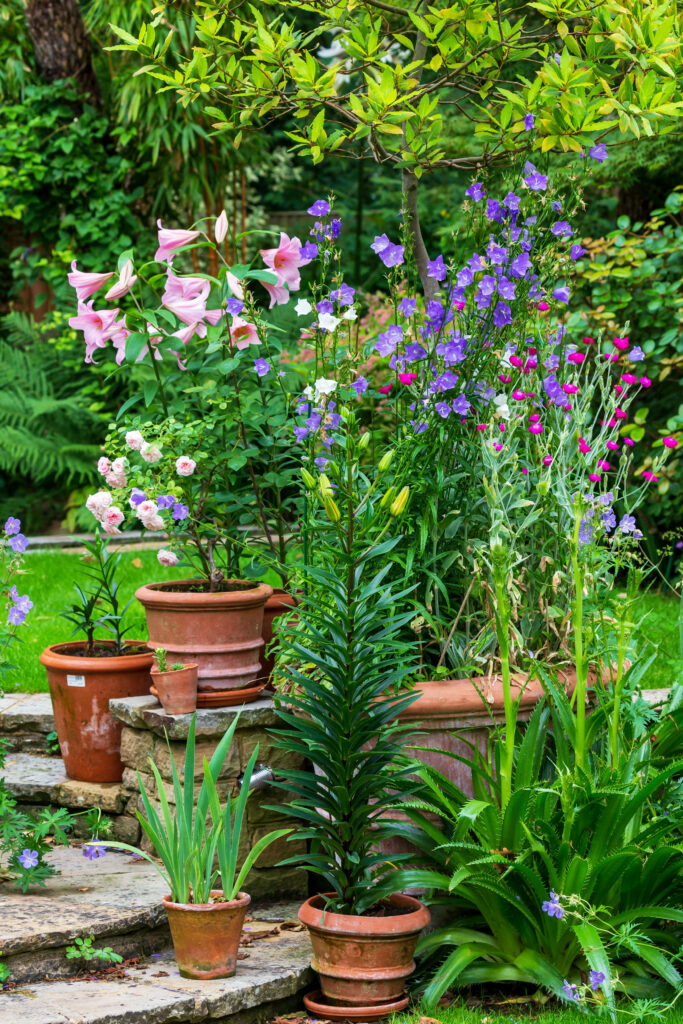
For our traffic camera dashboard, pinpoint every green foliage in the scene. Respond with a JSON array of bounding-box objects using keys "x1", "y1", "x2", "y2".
[
  {"x1": 102, "y1": 713, "x2": 289, "y2": 904},
  {"x1": 65, "y1": 935, "x2": 123, "y2": 964},
  {"x1": 388, "y1": 686, "x2": 683, "y2": 1012},
  {"x1": 571, "y1": 191, "x2": 683, "y2": 535},
  {"x1": 0, "y1": 314, "x2": 102, "y2": 491},
  {"x1": 60, "y1": 530, "x2": 136, "y2": 656},
  {"x1": 113, "y1": 0, "x2": 683, "y2": 172}
]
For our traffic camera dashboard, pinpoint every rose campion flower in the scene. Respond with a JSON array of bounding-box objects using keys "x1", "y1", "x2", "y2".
[
  {"x1": 97, "y1": 457, "x2": 111, "y2": 476},
  {"x1": 175, "y1": 456, "x2": 196, "y2": 477},
  {"x1": 230, "y1": 316, "x2": 260, "y2": 349},
  {"x1": 125, "y1": 430, "x2": 145, "y2": 451},
  {"x1": 158, "y1": 549, "x2": 179, "y2": 567},
  {"x1": 102, "y1": 506, "x2": 125, "y2": 535},
  {"x1": 398, "y1": 372, "x2": 417, "y2": 385},
  {"x1": 141, "y1": 443, "x2": 162, "y2": 464},
  {"x1": 67, "y1": 261, "x2": 114, "y2": 302},
  {"x1": 105, "y1": 259, "x2": 137, "y2": 301},
  {"x1": 663, "y1": 436, "x2": 678, "y2": 449},
  {"x1": 214, "y1": 209, "x2": 228, "y2": 243},
  {"x1": 155, "y1": 220, "x2": 201, "y2": 263}
]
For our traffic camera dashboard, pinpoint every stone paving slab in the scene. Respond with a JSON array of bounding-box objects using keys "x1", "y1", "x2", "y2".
[
  {"x1": 110, "y1": 697, "x2": 279, "y2": 739},
  {"x1": 0, "y1": 693, "x2": 55, "y2": 751},
  {"x1": 2, "y1": 753, "x2": 124, "y2": 812},
  {"x1": 0, "y1": 917, "x2": 313, "y2": 1024}
]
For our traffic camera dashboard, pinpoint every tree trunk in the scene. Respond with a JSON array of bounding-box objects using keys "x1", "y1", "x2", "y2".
[{"x1": 25, "y1": 0, "x2": 100, "y2": 105}]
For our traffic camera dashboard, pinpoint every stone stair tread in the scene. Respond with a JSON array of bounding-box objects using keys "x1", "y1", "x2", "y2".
[
  {"x1": 1, "y1": 849, "x2": 168, "y2": 955},
  {"x1": 0, "y1": 934, "x2": 313, "y2": 1024},
  {"x1": 2, "y1": 752, "x2": 125, "y2": 811}
]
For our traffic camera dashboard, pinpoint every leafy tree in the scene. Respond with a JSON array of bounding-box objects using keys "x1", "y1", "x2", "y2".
[{"x1": 109, "y1": 0, "x2": 683, "y2": 295}]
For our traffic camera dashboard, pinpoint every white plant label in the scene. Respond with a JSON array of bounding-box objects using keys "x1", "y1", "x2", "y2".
[{"x1": 66, "y1": 674, "x2": 86, "y2": 688}]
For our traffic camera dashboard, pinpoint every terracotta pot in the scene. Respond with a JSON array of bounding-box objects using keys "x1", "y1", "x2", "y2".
[
  {"x1": 150, "y1": 663, "x2": 198, "y2": 715},
  {"x1": 40, "y1": 641, "x2": 153, "y2": 783},
  {"x1": 396, "y1": 670, "x2": 581, "y2": 799},
  {"x1": 298, "y1": 892, "x2": 430, "y2": 1006},
  {"x1": 163, "y1": 890, "x2": 250, "y2": 979},
  {"x1": 260, "y1": 589, "x2": 297, "y2": 690},
  {"x1": 136, "y1": 579, "x2": 273, "y2": 694}
]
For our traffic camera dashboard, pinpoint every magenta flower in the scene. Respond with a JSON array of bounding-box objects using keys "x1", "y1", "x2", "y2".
[
  {"x1": 155, "y1": 221, "x2": 200, "y2": 263},
  {"x1": 567, "y1": 352, "x2": 585, "y2": 365},
  {"x1": 529, "y1": 424, "x2": 543, "y2": 435},
  {"x1": 642, "y1": 471, "x2": 658, "y2": 482},
  {"x1": 640, "y1": 376, "x2": 652, "y2": 388},
  {"x1": 542, "y1": 455, "x2": 553, "y2": 466},
  {"x1": 589, "y1": 473, "x2": 601, "y2": 482},
  {"x1": 378, "y1": 383, "x2": 393, "y2": 395},
  {"x1": 68, "y1": 261, "x2": 114, "y2": 302},
  {"x1": 613, "y1": 336, "x2": 629, "y2": 350},
  {"x1": 606, "y1": 441, "x2": 619, "y2": 451},
  {"x1": 621, "y1": 373, "x2": 637, "y2": 385},
  {"x1": 663, "y1": 436, "x2": 678, "y2": 449},
  {"x1": 398, "y1": 372, "x2": 417, "y2": 385}
]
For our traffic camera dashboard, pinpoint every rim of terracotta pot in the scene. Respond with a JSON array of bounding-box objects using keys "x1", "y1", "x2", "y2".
[
  {"x1": 136, "y1": 579, "x2": 273, "y2": 610},
  {"x1": 397, "y1": 670, "x2": 578, "y2": 719},
  {"x1": 299, "y1": 893, "x2": 430, "y2": 936},
  {"x1": 162, "y1": 890, "x2": 251, "y2": 913},
  {"x1": 151, "y1": 664, "x2": 198, "y2": 678},
  {"x1": 40, "y1": 640, "x2": 152, "y2": 672}
]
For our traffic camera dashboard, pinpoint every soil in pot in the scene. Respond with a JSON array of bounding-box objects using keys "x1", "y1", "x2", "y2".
[
  {"x1": 298, "y1": 892, "x2": 430, "y2": 1006},
  {"x1": 40, "y1": 640, "x2": 153, "y2": 783},
  {"x1": 150, "y1": 663, "x2": 198, "y2": 715},
  {"x1": 136, "y1": 579, "x2": 272, "y2": 695},
  {"x1": 162, "y1": 890, "x2": 250, "y2": 979}
]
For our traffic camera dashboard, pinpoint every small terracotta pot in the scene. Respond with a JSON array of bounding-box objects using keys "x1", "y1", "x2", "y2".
[
  {"x1": 150, "y1": 663, "x2": 198, "y2": 715},
  {"x1": 298, "y1": 892, "x2": 430, "y2": 1006},
  {"x1": 260, "y1": 589, "x2": 297, "y2": 691},
  {"x1": 40, "y1": 641, "x2": 153, "y2": 783},
  {"x1": 136, "y1": 579, "x2": 272, "y2": 694},
  {"x1": 163, "y1": 890, "x2": 250, "y2": 979}
]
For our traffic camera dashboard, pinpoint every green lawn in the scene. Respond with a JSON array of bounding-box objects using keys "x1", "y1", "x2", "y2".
[
  {"x1": 5, "y1": 548, "x2": 683, "y2": 694},
  {"x1": 393, "y1": 1001, "x2": 683, "y2": 1023}
]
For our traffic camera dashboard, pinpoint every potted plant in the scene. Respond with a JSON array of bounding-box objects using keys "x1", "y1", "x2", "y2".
[
  {"x1": 97, "y1": 712, "x2": 290, "y2": 979},
  {"x1": 150, "y1": 647, "x2": 197, "y2": 715},
  {"x1": 40, "y1": 530, "x2": 153, "y2": 783},
  {"x1": 271, "y1": 414, "x2": 430, "y2": 1019}
]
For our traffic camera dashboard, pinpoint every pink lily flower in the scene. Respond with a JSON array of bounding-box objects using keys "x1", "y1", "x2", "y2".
[
  {"x1": 68, "y1": 261, "x2": 114, "y2": 302},
  {"x1": 105, "y1": 259, "x2": 137, "y2": 301},
  {"x1": 262, "y1": 276, "x2": 291, "y2": 308},
  {"x1": 230, "y1": 316, "x2": 260, "y2": 350},
  {"x1": 69, "y1": 301, "x2": 122, "y2": 363},
  {"x1": 227, "y1": 271, "x2": 244, "y2": 300},
  {"x1": 155, "y1": 220, "x2": 201, "y2": 263},
  {"x1": 260, "y1": 233, "x2": 309, "y2": 290}
]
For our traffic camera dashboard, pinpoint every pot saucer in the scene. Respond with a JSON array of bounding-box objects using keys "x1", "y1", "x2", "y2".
[
  {"x1": 150, "y1": 681, "x2": 266, "y2": 709},
  {"x1": 303, "y1": 990, "x2": 409, "y2": 1022}
]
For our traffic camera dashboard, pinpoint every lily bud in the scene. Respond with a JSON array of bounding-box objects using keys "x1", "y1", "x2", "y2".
[
  {"x1": 537, "y1": 480, "x2": 549, "y2": 497},
  {"x1": 301, "y1": 468, "x2": 316, "y2": 489},
  {"x1": 380, "y1": 486, "x2": 396, "y2": 509},
  {"x1": 319, "y1": 474, "x2": 333, "y2": 498},
  {"x1": 323, "y1": 496, "x2": 341, "y2": 522},
  {"x1": 358, "y1": 432, "x2": 371, "y2": 451},
  {"x1": 378, "y1": 450, "x2": 393, "y2": 472},
  {"x1": 215, "y1": 209, "x2": 228, "y2": 244},
  {"x1": 389, "y1": 486, "x2": 410, "y2": 517}
]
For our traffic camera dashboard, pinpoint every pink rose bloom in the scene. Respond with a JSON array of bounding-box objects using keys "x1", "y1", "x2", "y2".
[
  {"x1": 97, "y1": 456, "x2": 111, "y2": 476},
  {"x1": 102, "y1": 506, "x2": 125, "y2": 535},
  {"x1": 158, "y1": 549, "x2": 179, "y2": 567},
  {"x1": 155, "y1": 220, "x2": 200, "y2": 263},
  {"x1": 69, "y1": 301, "x2": 122, "y2": 364},
  {"x1": 126, "y1": 430, "x2": 145, "y2": 451},
  {"x1": 663, "y1": 436, "x2": 678, "y2": 449},
  {"x1": 68, "y1": 261, "x2": 114, "y2": 302},
  {"x1": 141, "y1": 443, "x2": 162, "y2": 464},
  {"x1": 106, "y1": 471, "x2": 127, "y2": 489},
  {"x1": 105, "y1": 259, "x2": 137, "y2": 301},
  {"x1": 175, "y1": 456, "x2": 196, "y2": 477},
  {"x1": 260, "y1": 233, "x2": 308, "y2": 290},
  {"x1": 85, "y1": 490, "x2": 112, "y2": 522},
  {"x1": 142, "y1": 513, "x2": 165, "y2": 532},
  {"x1": 230, "y1": 316, "x2": 260, "y2": 349}
]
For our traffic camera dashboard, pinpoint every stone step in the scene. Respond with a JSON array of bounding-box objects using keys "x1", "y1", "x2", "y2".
[
  {"x1": 0, "y1": 930, "x2": 313, "y2": 1024},
  {"x1": 0, "y1": 693, "x2": 55, "y2": 752},
  {"x1": 1, "y1": 847, "x2": 171, "y2": 984},
  {"x1": 2, "y1": 752, "x2": 124, "y2": 813}
]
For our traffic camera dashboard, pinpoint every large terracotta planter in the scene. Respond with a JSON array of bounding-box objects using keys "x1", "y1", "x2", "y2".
[
  {"x1": 136, "y1": 579, "x2": 272, "y2": 694},
  {"x1": 397, "y1": 670, "x2": 580, "y2": 797},
  {"x1": 260, "y1": 589, "x2": 297, "y2": 690},
  {"x1": 150, "y1": 663, "x2": 198, "y2": 716},
  {"x1": 40, "y1": 641, "x2": 153, "y2": 783},
  {"x1": 298, "y1": 892, "x2": 430, "y2": 1006},
  {"x1": 163, "y1": 890, "x2": 250, "y2": 979}
]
